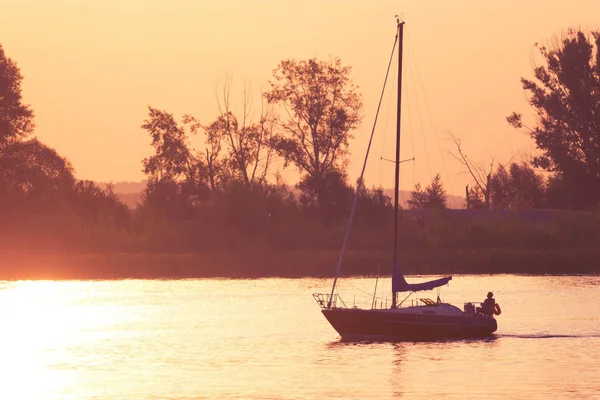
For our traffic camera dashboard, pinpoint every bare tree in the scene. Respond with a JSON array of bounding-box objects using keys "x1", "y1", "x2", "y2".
[
  {"x1": 208, "y1": 76, "x2": 276, "y2": 187},
  {"x1": 448, "y1": 133, "x2": 494, "y2": 209},
  {"x1": 182, "y1": 113, "x2": 229, "y2": 191}
]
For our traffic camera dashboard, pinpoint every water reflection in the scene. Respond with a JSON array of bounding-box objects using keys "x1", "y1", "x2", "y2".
[
  {"x1": 329, "y1": 334, "x2": 501, "y2": 345},
  {"x1": 325, "y1": 334, "x2": 501, "y2": 399},
  {"x1": 391, "y1": 344, "x2": 405, "y2": 398}
]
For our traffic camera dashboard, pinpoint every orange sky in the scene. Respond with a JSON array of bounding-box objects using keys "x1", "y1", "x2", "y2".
[{"x1": 2, "y1": 0, "x2": 599, "y2": 195}]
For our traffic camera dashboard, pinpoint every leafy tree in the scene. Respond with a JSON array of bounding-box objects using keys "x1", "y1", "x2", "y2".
[
  {"x1": 544, "y1": 173, "x2": 578, "y2": 209},
  {"x1": 357, "y1": 181, "x2": 392, "y2": 225},
  {"x1": 465, "y1": 184, "x2": 486, "y2": 209},
  {"x1": 297, "y1": 169, "x2": 353, "y2": 223},
  {"x1": 0, "y1": 44, "x2": 34, "y2": 145},
  {"x1": 507, "y1": 29, "x2": 600, "y2": 209},
  {"x1": 142, "y1": 108, "x2": 193, "y2": 181},
  {"x1": 141, "y1": 108, "x2": 210, "y2": 220},
  {"x1": 0, "y1": 44, "x2": 54, "y2": 210},
  {"x1": 265, "y1": 57, "x2": 362, "y2": 213},
  {"x1": 70, "y1": 180, "x2": 131, "y2": 230},
  {"x1": 507, "y1": 162, "x2": 545, "y2": 209},
  {"x1": 489, "y1": 162, "x2": 545, "y2": 210},
  {"x1": 137, "y1": 177, "x2": 197, "y2": 222},
  {"x1": 407, "y1": 173, "x2": 448, "y2": 209},
  {"x1": 142, "y1": 107, "x2": 217, "y2": 192},
  {"x1": 489, "y1": 166, "x2": 511, "y2": 209},
  {"x1": 0, "y1": 138, "x2": 75, "y2": 209},
  {"x1": 141, "y1": 106, "x2": 232, "y2": 217}
]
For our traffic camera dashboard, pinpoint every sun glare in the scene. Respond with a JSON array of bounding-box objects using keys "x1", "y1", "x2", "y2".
[{"x1": 0, "y1": 281, "x2": 125, "y2": 399}]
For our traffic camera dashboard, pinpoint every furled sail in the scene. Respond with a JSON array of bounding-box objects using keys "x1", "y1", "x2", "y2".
[{"x1": 392, "y1": 261, "x2": 452, "y2": 293}]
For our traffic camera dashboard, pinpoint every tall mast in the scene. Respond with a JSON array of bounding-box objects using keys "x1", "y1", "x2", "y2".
[{"x1": 392, "y1": 19, "x2": 405, "y2": 309}]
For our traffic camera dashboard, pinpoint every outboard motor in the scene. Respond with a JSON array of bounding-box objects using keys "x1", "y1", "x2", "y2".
[{"x1": 464, "y1": 302, "x2": 475, "y2": 315}]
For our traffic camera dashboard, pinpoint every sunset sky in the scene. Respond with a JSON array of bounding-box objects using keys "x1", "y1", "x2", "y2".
[{"x1": 2, "y1": 0, "x2": 599, "y2": 195}]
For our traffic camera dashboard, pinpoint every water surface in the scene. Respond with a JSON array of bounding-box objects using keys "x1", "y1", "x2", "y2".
[{"x1": 0, "y1": 275, "x2": 598, "y2": 399}]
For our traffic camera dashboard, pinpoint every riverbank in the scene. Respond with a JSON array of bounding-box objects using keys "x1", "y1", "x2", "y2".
[{"x1": 1, "y1": 248, "x2": 599, "y2": 280}]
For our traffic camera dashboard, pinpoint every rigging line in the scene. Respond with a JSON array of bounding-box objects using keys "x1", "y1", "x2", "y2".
[
  {"x1": 406, "y1": 41, "x2": 433, "y2": 181},
  {"x1": 340, "y1": 277, "x2": 389, "y2": 299},
  {"x1": 406, "y1": 33, "x2": 455, "y2": 196},
  {"x1": 327, "y1": 30, "x2": 399, "y2": 308},
  {"x1": 379, "y1": 58, "x2": 398, "y2": 188}
]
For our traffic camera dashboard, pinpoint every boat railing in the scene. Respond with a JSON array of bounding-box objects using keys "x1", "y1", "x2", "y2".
[{"x1": 313, "y1": 293, "x2": 347, "y2": 310}]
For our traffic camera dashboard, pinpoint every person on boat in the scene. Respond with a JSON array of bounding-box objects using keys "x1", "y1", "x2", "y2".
[{"x1": 477, "y1": 292, "x2": 495, "y2": 315}]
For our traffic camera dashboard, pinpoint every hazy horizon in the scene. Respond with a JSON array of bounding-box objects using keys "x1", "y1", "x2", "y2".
[{"x1": 2, "y1": 1, "x2": 600, "y2": 195}]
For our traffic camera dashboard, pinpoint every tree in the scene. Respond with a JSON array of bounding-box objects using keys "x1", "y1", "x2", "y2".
[
  {"x1": 141, "y1": 106, "x2": 230, "y2": 204},
  {"x1": 141, "y1": 107, "x2": 220, "y2": 219},
  {"x1": 137, "y1": 177, "x2": 196, "y2": 222},
  {"x1": 0, "y1": 43, "x2": 87, "y2": 238},
  {"x1": 142, "y1": 108, "x2": 194, "y2": 181},
  {"x1": 488, "y1": 162, "x2": 545, "y2": 210},
  {"x1": 0, "y1": 44, "x2": 34, "y2": 145},
  {"x1": 142, "y1": 76, "x2": 277, "y2": 196},
  {"x1": 544, "y1": 173, "x2": 576, "y2": 209},
  {"x1": 505, "y1": 162, "x2": 545, "y2": 209},
  {"x1": 70, "y1": 180, "x2": 131, "y2": 230},
  {"x1": 199, "y1": 78, "x2": 276, "y2": 187},
  {"x1": 182, "y1": 112, "x2": 231, "y2": 191},
  {"x1": 407, "y1": 174, "x2": 448, "y2": 209},
  {"x1": 0, "y1": 43, "x2": 45, "y2": 209},
  {"x1": 507, "y1": 29, "x2": 600, "y2": 209},
  {"x1": 142, "y1": 107, "x2": 214, "y2": 191},
  {"x1": 297, "y1": 169, "x2": 353, "y2": 223},
  {"x1": 465, "y1": 184, "x2": 485, "y2": 209},
  {"x1": 140, "y1": 78, "x2": 278, "y2": 220},
  {"x1": 265, "y1": 57, "x2": 362, "y2": 214},
  {"x1": 449, "y1": 133, "x2": 494, "y2": 209},
  {"x1": 357, "y1": 180, "x2": 392, "y2": 225},
  {"x1": 0, "y1": 138, "x2": 75, "y2": 208},
  {"x1": 489, "y1": 165, "x2": 511, "y2": 209}
]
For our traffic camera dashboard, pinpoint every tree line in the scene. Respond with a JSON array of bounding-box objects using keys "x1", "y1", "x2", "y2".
[
  {"x1": 1, "y1": 28, "x2": 599, "y2": 259},
  {"x1": 408, "y1": 29, "x2": 600, "y2": 212}
]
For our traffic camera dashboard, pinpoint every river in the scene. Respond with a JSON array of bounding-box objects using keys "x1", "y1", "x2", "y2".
[{"x1": 0, "y1": 275, "x2": 598, "y2": 399}]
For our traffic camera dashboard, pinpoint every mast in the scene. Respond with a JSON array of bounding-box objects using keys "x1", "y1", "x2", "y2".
[
  {"x1": 391, "y1": 19, "x2": 405, "y2": 309},
  {"x1": 325, "y1": 20, "x2": 400, "y2": 309}
]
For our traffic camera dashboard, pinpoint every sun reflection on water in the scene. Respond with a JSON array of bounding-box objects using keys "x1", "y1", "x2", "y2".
[{"x1": 0, "y1": 281, "x2": 127, "y2": 400}]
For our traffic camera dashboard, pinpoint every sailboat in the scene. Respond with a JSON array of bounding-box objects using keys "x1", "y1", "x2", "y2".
[{"x1": 313, "y1": 19, "x2": 499, "y2": 341}]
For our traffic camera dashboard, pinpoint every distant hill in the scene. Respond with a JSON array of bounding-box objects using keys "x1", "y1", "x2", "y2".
[
  {"x1": 94, "y1": 180, "x2": 465, "y2": 210},
  {"x1": 96, "y1": 180, "x2": 147, "y2": 194},
  {"x1": 96, "y1": 180, "x2": 146, "y2": 209}
]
